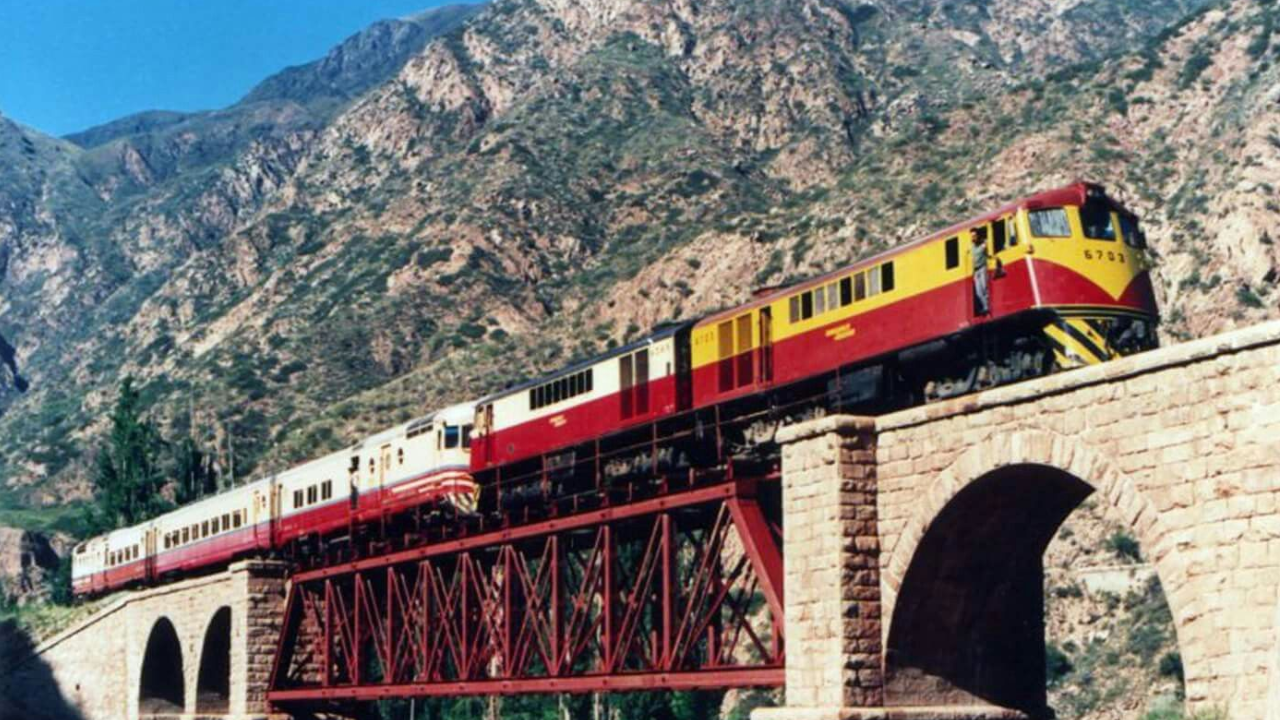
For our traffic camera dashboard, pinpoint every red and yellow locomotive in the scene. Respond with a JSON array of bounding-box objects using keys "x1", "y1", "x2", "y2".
[{"x1": 470, "y1": 182, "x2": 1158, "y2": 510}]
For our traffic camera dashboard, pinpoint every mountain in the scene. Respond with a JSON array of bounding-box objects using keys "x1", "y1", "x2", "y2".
[
  {"x1": 240, "y1": 5, "x2": 482, "y2": 112},
  {"x1": 2, "y1": 0, "x2": 1276, "y2": 525}
]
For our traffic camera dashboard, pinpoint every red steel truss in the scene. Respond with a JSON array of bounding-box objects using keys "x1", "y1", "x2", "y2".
[{"x1": 268, "y1": 479, "x2": 784, "y2": 705}]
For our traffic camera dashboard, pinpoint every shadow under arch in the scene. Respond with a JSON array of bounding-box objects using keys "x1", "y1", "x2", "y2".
[
  {"x1": 883, "y1": 463, "x2": 1093, "y2": 716},
  {"x1": 139, "y1": 616, "x2": 185, "y2": 714},
  {"x1": 196, "y1": 606, "x2": 231, "y2": 714}
]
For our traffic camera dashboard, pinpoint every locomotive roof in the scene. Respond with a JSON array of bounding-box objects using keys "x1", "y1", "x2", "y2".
[
  {"x1": 698, "y1": 181, "x2": 1125, "y2": 324},
  {"x1": 478, "y1": 322, "x2": 690, "y2": 404},
  {"x1": 399, "y1": 401, "x2": 476, "y2": 437}
]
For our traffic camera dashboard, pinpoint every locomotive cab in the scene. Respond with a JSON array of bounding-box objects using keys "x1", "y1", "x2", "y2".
[{"x1": 1018, "y1": 183, "x2": 1159, "y2": 367}]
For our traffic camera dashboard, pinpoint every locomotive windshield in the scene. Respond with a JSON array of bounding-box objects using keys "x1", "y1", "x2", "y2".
[
  {"x1": 1119, "y1": 214, "x2": 1146, "y2": 249},
  {"x1": 442, "y1": 424, "x2": 474, "y2": 449},
  {"x1": 1028, "y1": 207, "x2": 1070, "y2": 237},
  {"x1": 1079, "y1": 200, "x2": 1117, "y2": 241}
]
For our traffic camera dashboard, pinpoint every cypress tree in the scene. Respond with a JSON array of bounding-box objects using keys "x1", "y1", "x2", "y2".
[{"x1": 91, "y1": 377, "x2": 168, "y2": 528}]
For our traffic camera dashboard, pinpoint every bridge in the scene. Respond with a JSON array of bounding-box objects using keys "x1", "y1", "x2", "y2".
[{"x1": 4, "y1": 320, "x2": 1279, "y2": 720}]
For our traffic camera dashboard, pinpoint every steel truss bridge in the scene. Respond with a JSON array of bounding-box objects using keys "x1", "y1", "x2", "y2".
[{"x1": 267, "y1": 477, "x2": 785, "y2": 709}]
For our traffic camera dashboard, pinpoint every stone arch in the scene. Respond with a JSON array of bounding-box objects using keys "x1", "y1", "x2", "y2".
[
  {"x1": 195, "y1": 606, "x2": 232, "y2": 713},
  {"x1": 138, "y1": 616, "x2": 185, "y2": 714},
  {"x1": 881, "y1": 430, "x2": 1182, "y2": 712}
]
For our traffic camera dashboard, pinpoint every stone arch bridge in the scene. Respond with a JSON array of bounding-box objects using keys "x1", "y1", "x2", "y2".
[
  {"x1": 3, "y1": 560, "x2": 286, "y2": 720},
  {"x1": 763, "y1": 321, "x2": 1280, "y2": 720},
  {"x1": 5, "y1": 321, "x2": 1279, "y2": 720}
]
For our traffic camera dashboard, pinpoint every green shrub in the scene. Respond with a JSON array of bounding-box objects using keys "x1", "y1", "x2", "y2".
[
  {"x1": 1107, "y1": 531, "x2": 1142, "y2": 562},
  {"x1": 1236, "y1": 284, "x2": 1264, "y2": 308},
  {"x1": 1127, "y1": 621, "x2": 1167, "y2": 662},
  {"x1": 1046, "y1": 642, "x2": 1074, "y2": 687},
  {"x1": 415, "y1": 247, "x2": 453, "y2": 268},
  {"x1": 1053, "y1": 582, "x2": 1084, "y2": 599},
  {"x1": 1178, "y1": 49, "x2": 1213, "y2": 89},
  {"x1": 1158, "y1": 651, "x2": 1184, "y2": 682},
  {"x1": 1106, "y1": 87, "x2": 1129, "y2": 115},
  {"x1": 1247, "y1": 15, "x2": 1274, "y2": 60}
]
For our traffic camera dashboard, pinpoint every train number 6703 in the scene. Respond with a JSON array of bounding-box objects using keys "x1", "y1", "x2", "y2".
[{"x1": 1084, "y1": 249, "x2": 1125, "y2": 263}]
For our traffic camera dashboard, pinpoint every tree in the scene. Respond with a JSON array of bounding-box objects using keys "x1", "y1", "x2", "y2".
[
  {"x1": 91, "y1": 377, "x2": 169, "y2": 529},
  {"x1": 173, "y1": 435, "x2": 217, "y2": 504}
]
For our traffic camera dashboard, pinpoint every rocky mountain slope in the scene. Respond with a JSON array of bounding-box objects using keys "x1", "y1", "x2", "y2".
[{"x1": 2, "y1": 0, "x2": 1275, "y2": 523}]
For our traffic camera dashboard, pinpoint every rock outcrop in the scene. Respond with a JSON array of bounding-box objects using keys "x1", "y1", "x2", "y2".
[{"x1": 0, "y1": 528, "x2": 65, "y2": 606}]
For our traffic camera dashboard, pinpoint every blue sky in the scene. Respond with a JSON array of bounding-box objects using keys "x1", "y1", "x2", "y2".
[{"x1": 0, "y1": 0, "x2": 471, "y2": 137}]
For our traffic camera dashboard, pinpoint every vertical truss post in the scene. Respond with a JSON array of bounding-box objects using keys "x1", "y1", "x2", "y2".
[
  {"x1": 660, "y1": 512, "x2": 673, "y2": 670},
  {"x1": 602, "y1": 524, "x2": 614, "y2": 673},
  {"x1": 353, "y1": 571, "x2": 363, "y2": 686},
  {"x1": 386, "y1": 566, "x2": 395, "y2": 681},
  {"x1": 323, "y1": 580, "x2": 333, "y2": 688},
  {"x1": 550, "y1": 535, "x2": 561, "y2": 677}
]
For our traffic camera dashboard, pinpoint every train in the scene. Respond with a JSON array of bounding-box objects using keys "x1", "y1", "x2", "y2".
[
  {"x1": 73, "y1": 181, "x2": 1159, "y2": 596},
  {"x1": 72, "y1": 403, "x2": 476, "y2": 595}
]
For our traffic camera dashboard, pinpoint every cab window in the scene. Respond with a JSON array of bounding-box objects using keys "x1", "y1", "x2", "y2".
[
  {"x1": 444, "y1": 425, "x2": 461, "y2": 449},
  {"x1": 1079, "y1": 201, "x2": 1116, "y2": 240},
  {"x1": 992, "y1": 219, "x2": 1007, "y2": 253},
  {"x1": 1029, "y1": 208, "x2": 1071, "y2": 237},
  {"x1": 1119, "y1": 214, "x2": 1146, "y2": 249}
]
